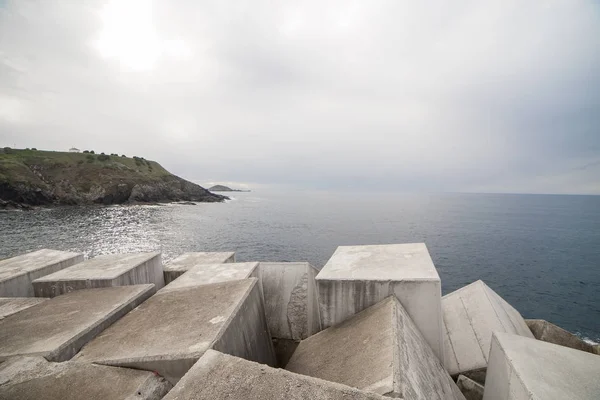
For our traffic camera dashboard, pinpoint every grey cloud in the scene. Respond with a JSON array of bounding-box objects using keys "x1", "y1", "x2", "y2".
[{"x1": 0, "y1": 0, "x2": 599, "y2": 194}]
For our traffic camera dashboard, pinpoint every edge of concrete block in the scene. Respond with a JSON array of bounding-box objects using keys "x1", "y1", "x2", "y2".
[{"x1": 46, "y1": 284, "x2": 156, "y2": 362}]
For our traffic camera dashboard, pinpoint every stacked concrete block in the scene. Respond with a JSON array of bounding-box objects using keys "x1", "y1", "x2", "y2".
[
  {"x1": 0, "y1": 297, "x2": 48, "y2": 320},
  {"x1": 163, "y1": 252, "x2": 235, "y2": 284},
  {"x1": 483, "y1": 332, "x2": 600, "y2": 400},
  {"x1": 316, "y1": 243, "x2": 444, "y2": 361},
  {"x1": 457, "y1": 375, "x2": 484, "y2": 400},
  {"x1": 163, "y1": 350, "x2": 387, "y2": 400},
  {"x1": 0, "y1": 249, "x2": 83, "y2": 297},
  {"x1": 526, "y1": 319, "x2": 597, "y2": 354},
  {"x1": 0, "y1": 356, "x2": 171, "y2": 399},
  {"x1": 286, "y1": 296, "x2": 465, "y2": 399},
  {"x1": 160, "y1": 262, "x2": 259, "y2": 293},
  {"x1": 259, "y1": 262, "x2": 321, "y2": 366},
  {"x1": 0, "y1": 285, "x2": 155, "y2": 362},
  {"x1": 259, "y1": 262, "x2": 321, "y2": 341},
  {"x1": 442, "y1": 280, "x2": 534, "y2": 382},
  {"x1": 75, "y1": 278, "x2": 276, "y2": 384},
  {"x1": 32, "y1": 252, "x2": 164, "y2": 297}
]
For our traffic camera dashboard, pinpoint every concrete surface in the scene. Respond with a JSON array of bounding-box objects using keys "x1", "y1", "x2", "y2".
[
  {"x1": 163, "y1": 252, "x2": 235, "y2": 284},
  {"x1": 0, "y1": 249, "x2": 83, "y2": 297},
  {"x1": 160, "y1": 262, "x2": 258, "y2": 292},
  {"x1": 316, "y1": 243, "x2": 444, "y2": 361},
  {"x1": 286, "y1": 296, "x2": 465, "y2": 399},
  {"x1": 0, "y1": 297, "x2": 48, "y2": 320},
  {"x1": 484, "y1": 332, "x2": 600, "y2": 400},
  {"x1": 259, "y1": 262, "x2": 321, "y2": 342},
  {"x1": 526, "y1": 319, "x2": 596, "y2": 354},
  {"x1": 272, "y1": 338, "x2": 299, "y2": 368},
  {"x1": 442, "y1": 280, "x2": 534, "y2": 380},
  {"x1": 457, "y1": 375, "x2": 484, "y2": 400},
  {"x1": 163, "y1": 350, "x2": 387, "y2": 400},
  {"x1": 0, "y1": 356, "x2": 171, "y2": 399},
  {"x1": 0, "y1": 284, "x2": 155, "y2": 362},
  {"x1": 32, "y1": 252, "x2": 164, "y2": 297},
  {"x1": 76, "y1": 278, "x2": 275, "y2": 384}
]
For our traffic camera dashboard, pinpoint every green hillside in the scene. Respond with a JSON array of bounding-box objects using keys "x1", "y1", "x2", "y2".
[{"x1": 0, "y1": 148, "x2": 225, "y2": 206}]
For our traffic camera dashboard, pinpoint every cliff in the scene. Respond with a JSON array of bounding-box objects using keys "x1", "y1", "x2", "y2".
[{"x1": 0, "y1": 148, "x2": 227, "y2": 207}]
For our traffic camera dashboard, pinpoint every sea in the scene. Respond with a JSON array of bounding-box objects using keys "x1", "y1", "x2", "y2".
[{"x1": 1, "y1": 190, "x2": 599, "y2": 344}]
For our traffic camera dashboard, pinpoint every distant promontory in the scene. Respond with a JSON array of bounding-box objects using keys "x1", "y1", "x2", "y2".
[
  {"x1": 208, "y1": 184, "x2": 250, "y2": 192},
  {"x1": 0, "y1": 148, "x2": 227, "y2": 208}
]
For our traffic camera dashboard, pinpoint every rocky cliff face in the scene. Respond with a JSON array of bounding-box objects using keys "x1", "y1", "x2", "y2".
[{"x1": 0, "y1": 150, "x2": 227, "y2": 207}]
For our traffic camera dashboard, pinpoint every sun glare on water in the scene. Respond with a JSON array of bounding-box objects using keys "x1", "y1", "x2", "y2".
[{"x1": 95, "y1": 0, "x2": 190, "y2": 71}]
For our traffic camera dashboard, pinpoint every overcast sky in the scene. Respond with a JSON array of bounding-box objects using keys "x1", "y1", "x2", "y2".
[{"x1": 1, "y1": 1, "x2": 599, "y2": 194}]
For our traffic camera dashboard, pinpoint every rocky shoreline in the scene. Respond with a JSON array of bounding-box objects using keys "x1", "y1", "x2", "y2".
[
  {"x1": 0, "y1": 149, "x2": 228, "y2": 208},
  {"x1": 0, "y1": 178, "x2": 228, "y2": 209}
]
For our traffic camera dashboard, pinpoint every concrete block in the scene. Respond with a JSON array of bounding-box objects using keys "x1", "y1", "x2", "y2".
[
  {"x1": 160, "y1": 262, "x2": 259, "y2": 293},
  {"x1": 316, "y1": 243, "x2": 444, "y2": 361},
  {"x1": 0, "y1": 285, "x2": 155, "y2": 362},
  {"x1": 457, "y1": 375, "x2": 484, "y2": 400},
  {"x1": 442, "y1": 281, "x2": 534, "y2": 380},
  {"x1": 286, "y1": 296, "x2": 465, "y2": 399},
  {"x1": 163, "y1": 349, "x2": 387, "y2": 400},
  {"x1": 75, "y1": 278, "x2": 276, "y2": 384},
  {"x1": 272, "y1": 338, "x2": 300, "y2": 368},
  {"x1": 32, "y1": 252, "x2": 164, "y2": 297},
  {"x1": 0, "y1": 249, "x2": 83, "y2": 297},
  {"x1": 164, "y1": 252, "x2": 235, "y2": 284},
  {"x1": 259, "y1": 262, "x2": 321, "y2": 341},
  {"x1": 0, "y1": 297, "x2": 48, "y2": 320},
  {"x1": 0, "y1": 356, "x2": 171, "y2": 399},
  {"x1": 526, "y1": 319, "x2": 596, "y2": 354},
  {"x1": 483, "y1": 332, "x2": 600, "y2": 400}
]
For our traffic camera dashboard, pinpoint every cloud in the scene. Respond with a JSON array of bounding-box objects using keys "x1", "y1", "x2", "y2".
[{"x1": 0, "y1": 0, "x2": 599, "y2": 193}]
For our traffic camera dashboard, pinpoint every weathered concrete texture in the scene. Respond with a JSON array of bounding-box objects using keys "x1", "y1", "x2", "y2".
[
  {"x1": 259, "y1": 262, "x2": 321, "y2": 342},
  {"x1": 457, "y1": 375, "x2": 484, "y2": 400},
  {"x1": 316, "y1": 243, "x2": 444, "y2": 361},
  {"x1": 32, "y1": 252, "x2": 164, "y2": 297},
  {"x1": 286, "y1": 296, "x2": 465, "y2": 399},
  {"x1": 0, "y1": 249, "x2": 83, "y2": 297},
  {"x1": 526, "y1": 319, "x2": 597, "y2": 354},
  {"x1": 442, "y1": 280, "x2": 534, "y2": 380},
  {"x1": 272, "y1": 338, "x2": 300, "y2": 368},
  {"x1": 484, "y1": 332, "x2": 600, "y2": 400},
  {"x1": 0, "y1": 285, "x2": 155, "y2": 362},
  {"x1": 163, "y1": 252, "x2": 235, "y2": 284},
  {"x1": 76, "y1": 278, "x2": 276, "y2": 384},
  {"x1": 0, "y1": 297, "x2": 48, "y2": 320},
  {"x1": 0, "y1": 356, "x2": 172, "y2": 400},
  {"x1": 163, "y1": 350, "x2": 387, "y2": 400},
  {"x1": 160, "y1": 262, "x2": 259, "y2": 293}
]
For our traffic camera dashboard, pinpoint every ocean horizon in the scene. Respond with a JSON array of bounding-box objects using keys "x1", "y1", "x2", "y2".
[{"x1": 1, "y1": 190, "x2": 598, "y2": 343}]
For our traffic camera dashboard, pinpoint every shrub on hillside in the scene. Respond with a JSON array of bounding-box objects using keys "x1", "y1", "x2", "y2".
[
  {"x1": 90, "y1": 150, "x2": 95, "y2": 154},
  {"x1": 3, "y1": 147, "x2": 14, "y2": 154},
  {"x1": 97, "y1": 154, "x2": 110, "y2": 161},
  {"x1": 31, "y1": 148, "x2": 37, "y2": 151},
  {"x1": 83, "y1": 150, "x2": 89, "y2": 153},
  {"x1": 86, "y1": 154, "x2": 95, "y2": 163}
]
